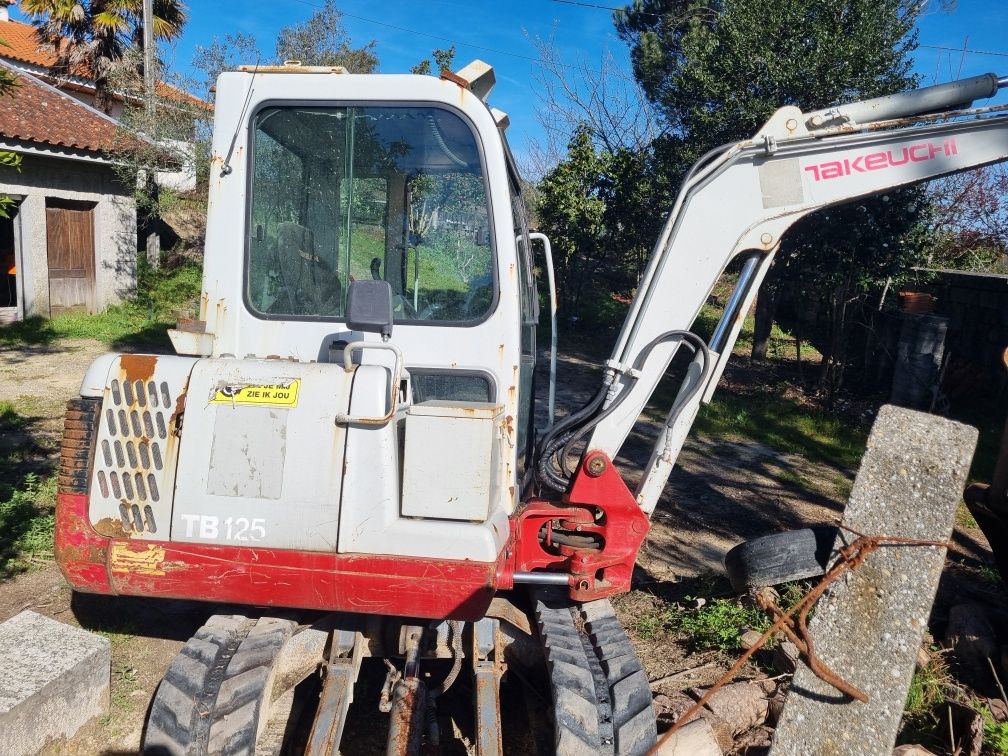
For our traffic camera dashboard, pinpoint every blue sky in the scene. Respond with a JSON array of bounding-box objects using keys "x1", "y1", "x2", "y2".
[{"x1": 15, "y1": 0, "x2": 1008, "y2": 163}]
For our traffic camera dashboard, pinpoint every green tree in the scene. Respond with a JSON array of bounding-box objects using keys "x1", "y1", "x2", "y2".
[
  {"x1": 411, "y1": 45, "x2": 456, "y2": 76},
  {"x1": 193, "y1": 2, "x2": 378, "y2": 92},
  {"x1": 275, "y1": 0, "x2": 377, "y2": 72},
  {"x1": 191, "y1": 32, "x2": 261, "y2": 98},
  {"x1": 617, "y1": 0, "x2": 931, "y2": 397},
  {"x1": 536, "y1": 128, "x2": 609, "y2": 319},
  {"x1": 22, "y1": 0, "x2": 186, "y2": 113}
]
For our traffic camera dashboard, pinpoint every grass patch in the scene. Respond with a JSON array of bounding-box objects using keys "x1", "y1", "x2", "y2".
[
  {"x1": 0, "y1": 400, "x2": 57, "y2": 576},
  {"x1": 898, "y1": 650, "x2": 956, "y2": 749},
  {"x1": 673, "y1": 597, "x2": 771, "y2": 651},
  {"x1": 0, "y1": 259, "x2": 201, "y2": 350},
  {"x1": 983, "y1": 707, "x2": 1008, "y2": 755},
  {"x1": 956, "y1": 502, "x2": 980, "y2": 530},
  {"x1": 905, "y1": 653, "x2": 952, "y2": 718},
  {"x1": 690, "y1": 389, "x2": 868, "y2": 470},
  {"x1": 635, "y1": 595, "x2": 771, "y2": 651},
  {"x1": 0, "y1": 472, "x2": 56, "y2": 576}
]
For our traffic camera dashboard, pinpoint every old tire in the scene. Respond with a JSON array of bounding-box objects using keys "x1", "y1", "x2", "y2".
[
  {"x1": 144, "y1": 615, "x2": 296, "y2": 756},
  {"x1": 533, "y1": 588, "x2": 656, "y2": 755},
  {"x1": 724, "y1": 527, "x2": 838, "y2": 593}
]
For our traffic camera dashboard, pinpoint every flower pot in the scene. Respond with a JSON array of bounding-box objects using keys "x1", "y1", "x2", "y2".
[{"x1": 898, "y1": 291, "x2": 935, "y2": 315}]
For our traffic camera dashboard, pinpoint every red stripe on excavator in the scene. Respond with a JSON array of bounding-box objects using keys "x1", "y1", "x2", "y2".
[{"x1": 55, "y1": 493, "x2": 502, "y2": 621}]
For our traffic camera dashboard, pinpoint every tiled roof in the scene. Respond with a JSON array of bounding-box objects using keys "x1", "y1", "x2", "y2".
[
  {"x1": 0, "y1": 17, "x2": 206, "y2": 108},
  {"x1": 0, "y1": 61, "x2": 131, "y2": 154},
  {"x1": 0, "y1": 16, "x2": 76, "y2": 70}
]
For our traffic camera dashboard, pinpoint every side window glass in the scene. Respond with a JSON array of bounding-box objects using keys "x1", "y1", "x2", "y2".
[{"x1": 510, "y1": 190, "x2": 536, "y2": 334}]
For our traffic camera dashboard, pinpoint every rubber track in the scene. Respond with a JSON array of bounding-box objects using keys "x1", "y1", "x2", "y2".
[
  {"x1": 144, "y1": 615, "x2": 296, "y2": 756},
  {"x1": 533, "y1": 588, "x2": 656, "y2": 756}
]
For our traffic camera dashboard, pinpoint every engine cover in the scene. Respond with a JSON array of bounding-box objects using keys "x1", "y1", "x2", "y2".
[{"x1": 172, "y1": 358, "x2": 354, "y2": 550}]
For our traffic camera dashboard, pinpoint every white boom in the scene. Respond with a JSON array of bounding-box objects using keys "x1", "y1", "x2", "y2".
[{"x1": 583, "y1": 77, "x2": 1008, "y2": 514}]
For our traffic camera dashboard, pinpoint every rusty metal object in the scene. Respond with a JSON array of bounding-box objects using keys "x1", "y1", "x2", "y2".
[
  {"x1": 58, "y1": 397, "x2": 100, "y2": 496},
  {"x1": 649, "y1": 529, "x2": 950, "y2": 755},
  {"x1": 486, "y1": 596, "x2": 532, "y2": 636},
  {"x1": 472, "y1": 618, "x2": 503, "y2": 756},
  {"x1": 439, "y1": 69, "x2": 470, "y2": 89},
  {"x1": 173, "y1": 318, "x2": 207, "y2": 333},
  {"x1": 119, "y1": 353, "x2": 158, "y2": 382},
  {"x1": 385, "y1": 678, "x2": 426, "y2": 756},
  {"x1": 305, "y1": 630, "x2": 363, "y2": 756},
  {"x1": 585, "y1": 455, "x2": 608, "y2": 477},
  {"x1": 385, "y1": 625, "x2": 428, "y2": 756}
]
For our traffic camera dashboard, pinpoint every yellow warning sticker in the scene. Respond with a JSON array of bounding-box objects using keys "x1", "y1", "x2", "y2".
[
  {"x1": 210, "y1": 379, "x2": 300, "y2": 408},
  {"x1": 110, "y1": 542, "x2": 166, "y2": 576}
]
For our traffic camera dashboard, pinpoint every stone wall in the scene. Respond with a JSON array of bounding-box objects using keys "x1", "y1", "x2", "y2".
[
  {"x1": 924, "y1": 269, "x2": 1008, "y2": 378},
  {"x1": 0, "y1": 153, "x2": 136, "y2": 318}
]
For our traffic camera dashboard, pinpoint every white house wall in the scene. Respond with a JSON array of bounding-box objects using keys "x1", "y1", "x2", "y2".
[{"x1": 0, "y1": 154, "x2": 136, "y2": 317}]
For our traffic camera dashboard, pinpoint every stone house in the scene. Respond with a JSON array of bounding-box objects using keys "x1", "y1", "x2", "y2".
[
  {"x1": 0, "y1": 61, "x2": 139, "y2": 323},
  {"x1": 0, "y1": 4, "x2": 207, "y2": 323},
  {"x1": 0, "y1": 6, "x2": 205, "y2": 193}
]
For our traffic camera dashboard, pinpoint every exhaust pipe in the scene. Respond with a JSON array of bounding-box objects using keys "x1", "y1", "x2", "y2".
[{"x1": 806, "y1": 72, "x2": 1006, "y2": 130}]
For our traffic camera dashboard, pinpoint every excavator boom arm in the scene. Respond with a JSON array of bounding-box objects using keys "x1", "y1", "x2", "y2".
[{"x1": 581, "y1": 79, "x2": 1008, "y2": 514}]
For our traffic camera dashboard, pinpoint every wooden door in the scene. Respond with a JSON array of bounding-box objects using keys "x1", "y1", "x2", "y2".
[{"x1": 46, "y1": 200, "x2": 96, "y2": 315}]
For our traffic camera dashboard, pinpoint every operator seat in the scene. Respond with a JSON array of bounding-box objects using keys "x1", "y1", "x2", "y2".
[{"x1": 276, "y1": 221, "x2": 342, "y2": 316}]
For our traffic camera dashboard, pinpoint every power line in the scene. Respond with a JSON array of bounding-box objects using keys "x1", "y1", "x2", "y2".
[
  {"x1": 286, "y1": 0, "x2": 548, "y2": 66},
  {"x1": 920, "y1": 43, "x2": 1008, "y2": 59},
  {"x1": 549, "y1": 0, "x2": 663, "y2": 17},
  {"x1": 551, "y1": 0, "x2": 626, "y2": 12}
]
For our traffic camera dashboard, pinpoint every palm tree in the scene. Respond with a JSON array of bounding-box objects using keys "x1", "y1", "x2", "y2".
[{"x1": 21, "y1": 0, "x2": 186, "y2": 113}]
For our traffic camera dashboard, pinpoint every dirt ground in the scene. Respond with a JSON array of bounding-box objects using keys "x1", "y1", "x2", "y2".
[{"x1": 0, "y1": 339, "x2": 997, "y2": 754}]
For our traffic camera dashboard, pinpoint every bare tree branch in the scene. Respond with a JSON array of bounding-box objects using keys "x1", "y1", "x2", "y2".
[{"x1": 527, "y1": 30, "x2": 660, "y2": 171}]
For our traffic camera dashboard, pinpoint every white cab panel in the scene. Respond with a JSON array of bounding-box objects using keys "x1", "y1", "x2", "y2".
[
  {"x1": 401, "y1": 401, "x2": 504, "y2": 521},
  {"x1": 88, "y1": 355, "x2": 197, "y2": 538},
  {"x1": 338, "y1": 371, "x2": 509, "y2": 562},
  {"x1": 172, "y1": 358, "x2": 352, "y2": 550}
]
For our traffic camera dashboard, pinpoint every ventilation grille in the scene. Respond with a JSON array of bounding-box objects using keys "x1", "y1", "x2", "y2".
[{"x1": 94, "y1": 378, "x2": 174, "y2": 534}]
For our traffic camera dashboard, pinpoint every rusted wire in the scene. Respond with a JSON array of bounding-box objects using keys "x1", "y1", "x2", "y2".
[{"x1": 647, "y1": 530, "x2": 949, "y2": 755}]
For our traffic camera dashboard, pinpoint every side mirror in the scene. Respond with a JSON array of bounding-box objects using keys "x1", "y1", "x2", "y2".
[{"x1": 346, "y1": 280, "x2": 394, "y2": 340}]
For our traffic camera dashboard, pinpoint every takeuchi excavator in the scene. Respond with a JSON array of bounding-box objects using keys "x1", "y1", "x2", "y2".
[{"x1": 54, "y1": 60, "x2": 1008, "y2": 754}]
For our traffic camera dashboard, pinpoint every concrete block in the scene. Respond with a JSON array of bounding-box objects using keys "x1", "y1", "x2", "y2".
[
  {"x1": 771, "y1": 405, "x2": 977, "y2": 756},
  {"x1": 0, "y1": 610, "x2": 110, "y2": 756}
]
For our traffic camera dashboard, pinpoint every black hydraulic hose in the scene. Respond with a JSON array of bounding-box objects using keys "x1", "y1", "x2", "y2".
[
  {"x1": 536, "y1": 379, "x2": 610, "y2": 461},
  {"x1": 558, "y1": 331, "x2": 708, "y2": 476},
  {"x1": 537, "y1": 330, "x2": 711, "y2": 492},
  {"x1": 538, "y1": 427, "x2": 583, "y2": 491},
  {"x1": 535, "y1": 381, "x2": 611, "y2": 490}
]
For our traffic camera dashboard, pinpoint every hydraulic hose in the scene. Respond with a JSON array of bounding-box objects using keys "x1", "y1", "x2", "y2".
[
  {"x1": 558, "y1": 331, "x2": 710, "y2": 477},
  {"x1": 536, "y1": 330, "x2": 710, "y2": 492}
]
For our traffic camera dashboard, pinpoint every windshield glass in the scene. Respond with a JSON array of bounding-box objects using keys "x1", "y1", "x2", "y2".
[{"x1": 247, "y1": 105, "x2": 494, "y2": 322}]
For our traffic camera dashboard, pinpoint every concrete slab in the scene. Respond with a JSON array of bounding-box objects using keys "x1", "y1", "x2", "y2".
[
  {"x1": 0, "y1": 610, "x2": 110, "y2": 756},
  {"x1": 771, "y1": 406, "x2": 977, "y2": 756}
]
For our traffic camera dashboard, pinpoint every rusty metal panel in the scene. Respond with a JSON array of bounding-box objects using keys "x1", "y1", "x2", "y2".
[{"x1": 87, "y1": 354, "x2": 198, "y2": 539}]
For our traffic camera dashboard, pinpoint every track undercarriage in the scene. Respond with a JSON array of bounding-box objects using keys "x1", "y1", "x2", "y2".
[{"x1": 143, "y1": 589, "x2": 656, "y2": 755}]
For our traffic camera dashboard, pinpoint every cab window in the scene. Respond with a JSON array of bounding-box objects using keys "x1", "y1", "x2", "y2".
[{"x1": 247, "y1": 105, "x2": 494, "y2": 323}]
